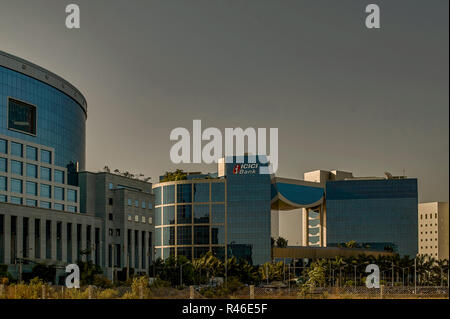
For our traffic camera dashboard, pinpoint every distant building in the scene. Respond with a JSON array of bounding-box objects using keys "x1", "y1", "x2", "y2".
[{"x1": 418, "y1": 202, "x2": 449, "y2": 259}]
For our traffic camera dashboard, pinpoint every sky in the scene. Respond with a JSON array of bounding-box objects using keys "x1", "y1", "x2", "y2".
[{"x1": 0, "y1": 0, "x2": 448, "y2": 202}]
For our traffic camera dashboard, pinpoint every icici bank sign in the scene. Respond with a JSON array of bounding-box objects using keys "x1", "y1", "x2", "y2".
[{"x1": 232, "y1": 163, "x2": 259, "y2": 175}]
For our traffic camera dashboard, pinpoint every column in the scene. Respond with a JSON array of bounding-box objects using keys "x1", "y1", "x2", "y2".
[
  {"x1": 4, "y1": 215, "x2": 11, "y2": 264},
  {"x1": 137, "y1": 230, "x2": 142, "y2": 271},
  {"x1": 16, "y1": 216, "x2": 23, "y2": 259},
  {"x1": 90, "y1": 225, "x2": 95, "y2": 263},
  {"x1": 71, "y1": 223, "x2": 77, "y2": 263},
  {"x1": 302, "y1": 209, "x2": 309, "y2": 247},
  {"x1": 40, "y1": 219, "x2": 46, "y2": 260},
  {"x1": 51, "y1": 220, "x2": 57, "y2": 261},
  {"x1": 29, "y1": 217, "x2": 35, "y2": 260},
  {"x1": 143, "y1": 232, "x2": 148, "y2": 273},
  {"x1": 61, "y1": 222, "x2": 67, "y2": 263},
  {"x1": 81, "y1": 224, "x2": 86, "y2": 262},
  {"x1": 123, "y1": 228, "x2": 128, "y2": 270},
  {"x1": 130, "y1": 229, "x2": 135, "y2": 269}
]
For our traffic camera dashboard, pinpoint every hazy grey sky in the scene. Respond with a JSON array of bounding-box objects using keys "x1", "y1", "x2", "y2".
[{"x1": 1, "y1": 0, "x2": 448, "y2": 202}]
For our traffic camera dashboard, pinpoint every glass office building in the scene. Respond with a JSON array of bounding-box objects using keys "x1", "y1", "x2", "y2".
[
  {"x1": 153, "y1": 179, "x2": 227, "y2": 262},
  {"x1": 326, "y1": 178, "x2": 418, "y2": 256},
  {"x1": 153, "y1": 156, "x2": 272, "y2": 265},
  {"x1": 0, "y1": 50, "x2": 87, "y2": 171},
  {"x1": 0, "y1": 51, "x2": 85, "y2": 211}
]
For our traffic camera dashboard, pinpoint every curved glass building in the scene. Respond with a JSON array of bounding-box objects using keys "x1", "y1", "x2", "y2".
[
  {"x1": 153, "y1": 179, "x2": 227, "y2": 262},
  {"x1": 0, "y1": 50, "x2": 86, "y2": 170}
]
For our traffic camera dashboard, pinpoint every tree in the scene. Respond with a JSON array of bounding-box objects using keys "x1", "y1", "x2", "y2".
[
  {"x1": 29, "y1": 264, "x2": 56, "y2": 283},
  {"x1": 345, "y1": 240, "x2": 358, "y2": 249},
  {"x1": 276, "y1": 237, "x2": 288, "y2": 248},
  {"x1": 77, "y1": 260, "x2": 103, "y2": 286}
]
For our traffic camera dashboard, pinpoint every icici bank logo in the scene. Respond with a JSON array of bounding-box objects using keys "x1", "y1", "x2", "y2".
[{"x1": 233, "y1": 164, "x2": 241, "y2": 174}]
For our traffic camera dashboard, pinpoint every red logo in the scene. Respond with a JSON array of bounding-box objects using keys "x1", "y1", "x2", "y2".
[{"x1": 233, "y1": 164, "x2": 241, "y2": 174}]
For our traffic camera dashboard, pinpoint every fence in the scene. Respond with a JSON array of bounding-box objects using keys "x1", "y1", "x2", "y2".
[{"x1": 0, "y1": 284, "x2": 448, "y2": 299}]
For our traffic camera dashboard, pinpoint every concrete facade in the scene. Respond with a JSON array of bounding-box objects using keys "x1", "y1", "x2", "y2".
[
  {"x1": 418, "y1": 202, "x2": 449, "y2": 259},
  {"x1": 78, "y1": 171, "x2": 155, "y2": 278}
]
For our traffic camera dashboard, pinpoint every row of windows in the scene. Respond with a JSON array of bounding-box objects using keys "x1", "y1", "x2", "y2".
[
  {"x1": 155, "y1": 204, "x2": 225, "y2": 226},
  {"x1": 0, "y1": 176, "x2": 76, "y2": 201},
  {"x1": 420, "y1": 223, "x2": 438, "y2": 227},
  {"x1": 127, "y1": 214, "x2": 153, "y2": 224},
  {"x1": 420, "y1": 213, "x2": 438, "y2": 220},
  {"x1": 155, "y1": 246, "x2": 226, "y2": 261},
  {"x1": 155, "y1": 225, "x2": 225, "y2": 246},
  {"x1": 0, "y1": 157, "x2": 65, "y2": 183},
  {"x1": 0, "y1": 194, "x2": 77, "y2": 212},
  {"x1": 127, "y1": 198, "x2": 152, "y2": 210},
  {"x1": 0, "y1": 138, "x2": 52, "y2": 164},
  {"x1": 154, "y1": 182, "x2": 225, "y2": 206},
  {"x1": 420, "y1": 238, "x2": 438, "y2": 242},
  {"x1": 420, "y1": 231, "x2": 438, "y2": 235}
]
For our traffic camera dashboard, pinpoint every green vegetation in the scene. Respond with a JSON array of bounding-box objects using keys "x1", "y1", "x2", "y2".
[{"x1": 160, "y1": 169, "x2": 187, "y2": 182}]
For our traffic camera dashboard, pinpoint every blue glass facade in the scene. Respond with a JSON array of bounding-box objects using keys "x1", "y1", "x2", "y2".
[
  {"x1": 0, "y1": 66, "x2": 86, "y2": 170},
  {"x1": 224, "y1": 156, "x2": 271, "y2": 265},
  {"x1": 326, "y1": 179, "x2": 418, "y2": 256}
]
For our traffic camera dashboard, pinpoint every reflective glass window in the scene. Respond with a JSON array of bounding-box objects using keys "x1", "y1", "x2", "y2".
[
  {"x1": 193, "y1": 183, "x2": 209, "y2": 202},
  {"x1": 11, "y1": 160, "x2": 23, "y2": 175},
  {"x1": 40, "y1": 167, "x2": 51, "y2": 181},
  {"x1": 212, "y1": 204, "x2": 225, "y2": 224},
  {"x1": 54, "y1": 186, "x2": 64, "y2": 200},
  {"x1": 11, "y1": 142, "x2": 23, "y2": 157},
  {"x1": 177, "y1": 205, "x2": 192, "y2": 224},
  {"x1": 26, "y1": 181, "x2": 37, "y2": 196},
  {"x1": 0, "y1": 157, "x2": 6, "y2": 172},
  {"x1": 26, "y1": 163, "x2": 37, "y2": 178},
  {"x1": 26, "y1": 146, "x2": 38, "y2": 161},
  {"x1": 0, "y1": 176, "x2": 6, "y2": 191},
  {"x1": 194, "y1": 226, "x2": 209, "y2": 245},
  {"x1": 211, "y1": 183, "x2": 225, "y2": 202},
  {"x1": 177, "y1": 183, "x2": 192, "y2": 203},
  {"x1": 0, "y1": 139, "x2": 6, "y2": 154},
  {"x1": 54, "y1": 170, "x2": 64, "y2": 184},
  {"x1": 194, "y1": 204, "x2": 210, "y2": 224},
  {"x1": 40, "y1": 184, "x2": 51, "y2": 198},
  {"x1": 40, "y1": 150, "x2": 52, "y2": 164},
  {"x1": 163, "y1": 206, "x2": 175, "y2": 225},
  {"x1": 67, "y1": 189, "x2": 77, "y2": 202},
  {"x1": 177, "y1": 226, "x2": 192, "y2": 245},
  {"x1": 11, "y1": 178, "x2": 22, "y2": 193}
]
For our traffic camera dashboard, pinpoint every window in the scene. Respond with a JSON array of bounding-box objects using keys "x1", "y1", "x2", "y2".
[
  {"x1": 26, "y1": 199, "x2": 37, "y2": 207},
  {"x1": 0, "y1": 176, "x2": 7, "y2": 191},
  {"x1": 127, "y1": 215, "x2": 132, "y2": 221},
  {"x1": 109, "y1": 213, "x2": 113, "y2": 221},
  {"x1": 115, "y1": 229, "x2": 120, "y2": 236},
  {"x1": 108, "y1": 198, "x2": 113, "y2": 205},
  {"x1": 0, "y1": 139, "x2": 7, "y2": 154},
  {"x1": 54, "y1": 187, "x2": 64, "y2": 200},
  {"x1": 142, "y1": 201, "x2": 146, "y2": 209},
  {"x1": 193, "y1": 183, "x2": 210, "y2": 202},
  {"x1": 128, "y1": 199, "x2": 132, "y2": 206},
  {"x1": 134, "y1": 200, "x2": 139, "y2": 207},
  {"x1": 40, "y1": 184, "x2": 51, "y2": 198},
  {"x1": 67, "y1": 189, "x2": 77, "y2": 202},
  {"x1": 26, "y1": 181, "x2": 37, "y2": 196},
  {"x1": 40, "y1": 167, "x2": 51, "y2": 181},
  {"x1": 54, "y1": 170, "x2": 64, "y2": 184},
  {"x1": 148, "y1": 217, "x2": 153, "y2": 224},
  {"x1": 142, "y1": 216, "x2": 146, "y2": 223},
  {"x1": 26, "y1": 163, "x2": 37, "y2": 178},
  {"x1": 11, "y1": 142, "x2": 23, "y2": 157},
  {"x1": 148, "y1": 202, "x2": 153, "y2": 209},
  {"x1": 11, "y1": 178, "x2": 23, "y2": 193},
  {"x1": 26, "y1": 146, "x2": 38, "y2": 161},
  {"x1": 108, "y1": 229, "x2": 113, "y2": 236},
  {"x1": 108, "y1": 183, "x2": 114, "y2": 190},
  {"x1": 40, "y1": 150, "x2": 52, "y2": 164},
  {"x1": 10, "y1": 196, "x2": 22, "y2": 205},
  {"x1": 40, "y1": 201, "x2": 51, "y2": 209},
  {"x1": 54, "y1": 203, "x2": 64, "y2": 211},
  {"x1": 67, "y1": 206, "x2": 77, "y2": 213},
  {"x1": 0, "y1": 158, "x2": 7, "y2": 172},
  {"x1": 0, "y1": 195, "x2": 6, "y2": 202},
  {"x1": 11, "y1": 160, "x2": 23, "y2": 175},
  {"x1": 8, "y1": 98, "x2": 37, "y2": 135},
  {"x1": 134, "y1": 215, "x2": 139, "y2": 222}
]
